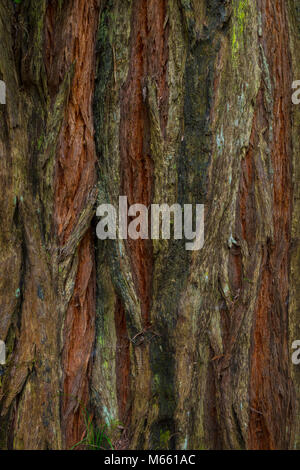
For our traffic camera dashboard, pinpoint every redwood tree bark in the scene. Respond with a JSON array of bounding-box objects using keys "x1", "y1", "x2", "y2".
[{"x1": 0, "y1": 0, "x2": 299, "y2": 450}]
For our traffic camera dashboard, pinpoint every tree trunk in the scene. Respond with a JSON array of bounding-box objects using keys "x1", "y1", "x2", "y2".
[{"x1": 0, "y1": 0, "x2": 299, "y2": 450}]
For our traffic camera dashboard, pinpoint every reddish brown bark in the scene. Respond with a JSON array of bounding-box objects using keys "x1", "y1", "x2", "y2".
[
  {"x1": 248, "y1": 0, "x2": 293, "y2": 450},
  {"x1": 45, "y1": 0, "x2": 99, "y2": 448},
  {"x1": 119, "y1": 0, "x2": 169, "y2": 322},
  {"x1": 62, "y1": 229, "x2": 96, "y2": 448}
]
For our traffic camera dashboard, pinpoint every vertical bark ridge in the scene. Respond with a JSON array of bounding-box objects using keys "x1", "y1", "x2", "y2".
[
  {"x1": 45, "y1": 0, "x2": 99, "y2": 448},
  {"x1": 119, "y1": 0, "x2": 169, "y2": 323},
  {"x1": 92, "y1": 0, "x2": 171, "y2": 449},
  {"x1": 61, "y1": 229, "x2": 96, "y2": 448},
  {"x1": 248, "y1": 0, "x2": 294, "y2": 449},
  {"x1": 0, "y1": 0, "x2": 64, "y2": 449}
]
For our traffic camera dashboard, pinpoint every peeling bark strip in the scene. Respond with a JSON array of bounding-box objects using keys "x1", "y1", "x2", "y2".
[
  {"x1": 50, "y1": 1, "x2": 98, "y2": 244},
  {"x1": 119, "y1": 0, "x2": 169, "y2": 322},
  {"x1": 45, "y1": 0, "x2": 99, "y2": 448},
  {"x1": 248, "y1": 0, "x2": 294, "y2": 450},
  {"x1": 61, "y1": 229, "x2": 96, "y2": 448}
]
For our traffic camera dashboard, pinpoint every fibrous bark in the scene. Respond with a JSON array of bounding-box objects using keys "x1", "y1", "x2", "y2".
[{"x1": 0, "y1": 0, "x2": 299, "y2": 450}]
